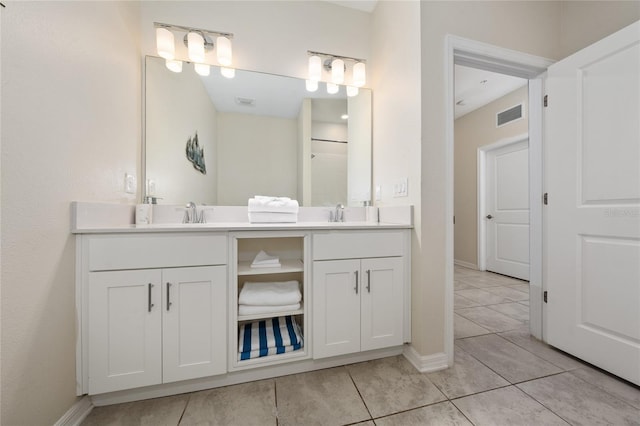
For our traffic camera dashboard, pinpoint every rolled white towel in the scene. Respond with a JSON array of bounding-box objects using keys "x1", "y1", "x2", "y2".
[
  {"x1": 239, "y1": 281, "x2": 301, "y2": 306},
  {"x1": 238, "y1": 303, "x2": 301, "y2": 316}
]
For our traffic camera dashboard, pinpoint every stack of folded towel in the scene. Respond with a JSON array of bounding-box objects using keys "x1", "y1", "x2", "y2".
[
  {"x1": 250, "y1": 250, "x2": 281, "y2": 268},
  {"x1": 238, "y1": 315, "x2": 303, "y2": 360},
  {"x1": 248, "y1": 196, "x2": 299, "y2": 223},
  {"x1": 238, "y1": 280, "x2": 302, "y2": 316}
]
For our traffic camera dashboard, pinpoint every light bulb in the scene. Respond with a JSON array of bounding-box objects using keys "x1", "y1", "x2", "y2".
[
  {"x1": 216, "y1": 36, "x2": 232, "y2": 66},
  {"x1": 308, "y1": 55, "x2": 322, "y2": 81},
  {"x1": 187, "y1": 32, "x2": 205, "y2": 63},
  {"x1": 352, "y1": 62, "x2": 366, "y2": 87},
  {"x1": 305, "y1": 80, "x2": 318, "y2": 92},
  {"x1": 156, "y1": 27, "x2": 175, "y2": 60},
  {"x1": 194, "y1": 63, "x2": 210, "y2": 76},
  {"x1": 165, "y1": 59, "x2": 182, "y2": 73},
  {"x1": 331, "y1": 58, "x2": 344, "y2": 84},
  {"x1": 346, "y1": 86, "x2": 359, "y2": 97},
  {"x1": 327, "y1": 82, "x2": 339, "y2": 94},
  {"x1": 221, "y1": 67, "x2": 235, "y2": 78}
]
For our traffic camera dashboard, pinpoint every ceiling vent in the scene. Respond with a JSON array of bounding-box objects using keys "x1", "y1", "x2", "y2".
[
  {"x1": 235, "y1": 97, "x2": 256, "y2": 107},
  {"x1": 496, "y1": 103, "x2": 524, "y2": 127}
]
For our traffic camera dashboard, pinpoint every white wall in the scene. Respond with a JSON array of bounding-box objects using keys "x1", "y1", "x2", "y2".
[
  {"x1": 146, "y1": 57, "x2": 218, "y2": 204},
  {"x1": 454, "y1": 86, "x2": 529, "y2": 267},
  {"x1": 217, "y1": 113, "x2": 298, "y2": 204},
  {"x1": 347, "y1": 90, "x2": 372, "y2": 205},
  {"x1": 0, "y1": 2, "x2": 141, "y2": 424}
]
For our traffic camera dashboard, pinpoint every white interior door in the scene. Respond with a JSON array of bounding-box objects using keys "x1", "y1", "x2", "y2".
[
  {"x1": 485, "y1": 138, "x2": 530, "y2": 280},
  {"x1": 545, "y1": 21, "x2": 640, "y2": 385}
]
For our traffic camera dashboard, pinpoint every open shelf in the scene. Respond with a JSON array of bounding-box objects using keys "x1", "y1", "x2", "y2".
[{"x1": 237, "y1": 259, "x2": 304, "y2": 276}]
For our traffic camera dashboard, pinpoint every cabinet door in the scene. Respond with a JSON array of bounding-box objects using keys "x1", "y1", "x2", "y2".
[
  {"x1": 88, "y1": 269, "x2": 162, "y2": 394},
  {"x1": 162, "y1": 266, "x2": 227, "y2": 383},
  {"x1": 361, "y1": 257, "x2": 404, "y2": 351},
  {"x1": 313, "y1": 259, "x2": 361, "y2": 358}
]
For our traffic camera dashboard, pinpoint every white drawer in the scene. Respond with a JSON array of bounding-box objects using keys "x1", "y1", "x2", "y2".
[
  {"x1": 312, "y1": 231, "x2": 405, "y2": 260},
  {"x1": 88, "y1": 233, "x2": 227, "y2": 271}
]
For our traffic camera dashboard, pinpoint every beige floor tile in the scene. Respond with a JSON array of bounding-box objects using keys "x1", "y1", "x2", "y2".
[
  {"x1": 375, "y1": 401, "x2": 472, "y2": 426},
  {"x1": 487, "y1": 302, "x2": 530, "y2": 322},
  {"x1": 275, "y1": 367, "x2": 370, "y2": 426},
  {"x1": 426, "y1": 347, "x2": 509, "y2": 399},
  {"x1": 518, "y1": 372, "x2": 640, "y2": 425},
  {"x1": 455, "y1": 306, "x2": 525, "y2": 333},
  {"x1": 484, "y1": 285, "x2": 529, "y2": 301},
  {"x1": 569, "y1": 366, "x2": 640, "y2": 409},
  {"x1": 347, "y1": 355, "x2": 446, "y2": 418},
  {"x1": 518, "y1": 300, "x2": 530, "y2": 306},
  {"x1": 456, "y1": 334, "x2": 562, "y2": 383},
  {"x1": 455, "y1": 288, "x2": 513, "y2": 305},
  {"x1": 179, "y1": 379, "x2": 275, "y2": 426},
  {"x1": 82, "y1": 394, "x2": 189, "y2": 426},
  {"x1": 507, "y1": 283, "x2": 530, "y2": 293},
  {"x1": 454, "y1": 313, "x2": 492, "y2": 339},
  {"x1": 456, "y1": 277, "x2": 505, "y2": 289},
  {"x1": 453, "y1": 386, "x2": 568, "y2": 425},
  {"x1": 454, "y1": 279, "x2": 478, "y2": 291},
  {"x1": 454, "y1": 293, "x2": 481, "y2": 309},
  {"x1": 498, "y1": 328, "x2": 585, "y2": 371}
]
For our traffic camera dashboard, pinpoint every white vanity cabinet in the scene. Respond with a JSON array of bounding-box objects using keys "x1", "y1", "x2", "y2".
[
  {"x1": 79, "y1": 233, "x2": 228, "y2": 395},
  {"x1": 312, "y1": 231, "x2": 407, "y2": 359}
]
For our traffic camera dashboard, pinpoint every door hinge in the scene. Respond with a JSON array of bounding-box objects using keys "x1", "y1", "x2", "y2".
[
  {"x1": 543, "y1": 193, "x2": 548, "y2": 205},
  {"x1": 543, "y1": 291, "x2": 548, "y2": 303},
  {"x1": 544, "y1": 95, "x2": 548, "y2": 107}
]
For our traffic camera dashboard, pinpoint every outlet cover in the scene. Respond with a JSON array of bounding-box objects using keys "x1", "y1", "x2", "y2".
[{"x1": 124, "y1": 173, "x2": 136, "y2": 194}]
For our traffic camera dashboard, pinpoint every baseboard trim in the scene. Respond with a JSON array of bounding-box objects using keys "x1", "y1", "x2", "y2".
[
  {"x1": 403, "y1": 345, "x2": 449, "y2": 373},
  {"x1": 54, "y1": 395, "x2": 93, "y2": 426},
  {"x1": 454, "y1": 259, "x2": 478, "y2": 270}
]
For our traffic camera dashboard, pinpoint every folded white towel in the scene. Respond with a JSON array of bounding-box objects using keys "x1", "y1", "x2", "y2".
[
  {"x1": 239, "y1": 281, "x2": 301, "y2": 306},
  {"x1": 251, "y1": 250, "x2": 281, "y2": 268},
  {"x1": 248, "y1": 196, "x2": 299, "y2": 214},
  {"x1": 238, "y1": 303, "x2": 301, "y2": 316},
  {"x1": 248, "y1": 212, "x2": 297, "y2": 223}
]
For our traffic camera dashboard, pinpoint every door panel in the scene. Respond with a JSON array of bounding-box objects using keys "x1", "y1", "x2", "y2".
[
  {"x1": 545, "y1": 21, "x2": 640, "y2": 385},
  {"x1": 163, "y1": 266, "x2": 227, "y2": 383},
  {"x1": 486, "y1": 139, "x2": 530, "y2": 280}
]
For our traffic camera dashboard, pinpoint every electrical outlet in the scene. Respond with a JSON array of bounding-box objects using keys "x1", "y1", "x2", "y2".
[{"x1": 124, "y1": 173, "x2": 136, "y2": 194}]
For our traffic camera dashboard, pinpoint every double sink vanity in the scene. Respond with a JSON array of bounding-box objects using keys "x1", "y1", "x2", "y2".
[{"x1": 73, "y1": 202, "x2": 413, "y2": 405}]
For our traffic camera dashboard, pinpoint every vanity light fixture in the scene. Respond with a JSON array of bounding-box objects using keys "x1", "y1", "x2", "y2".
[
  {"x1": 346, "y1": 86, "x2": 359, "y2": 97},
  {"x1": 306, "y1": 80, "x2": 319, "y2": 92},
  {"x1": 220, "y1": 67, "x2": 236, "y2": 79},
  {"x1": 154, "y1": 22, "x2": 234, "y2": 73},
  {"x1": 306, "y1": 50, "x2": 366, "y2": 92},
  {"x1": 326, "y1": 83, "x2": 339, "y2": 95}
]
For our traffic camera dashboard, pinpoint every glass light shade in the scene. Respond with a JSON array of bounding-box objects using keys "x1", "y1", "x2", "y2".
[
  {"x1": 326, "y1": 82, "x2": 339, "y2": 94},
  {"x1": 305, "y1": 80, "x2": 318, "y2": 92},
  {"x1": 216, "y1": 36, "x2": 232, "y2": 66},
  {"x1": 346, "y1": 86, "x2": 359, "y2": 97},
  {"x1": 352, "y1": 62, "x2": 366, "y2": 87},
  {"x1": 308, "y1": 55, "x2": 322, "y2": 81},
  {"x1": 221, "y1": 67, "x2": 235, "y2": 78},
  {"x1": 156, "y1": 28, "x2": 175, "y2": 60},
  {"x1": 187, "y1": 32, "x2": 205, "y2": 63},
  {"x1": 194, "y1": 63, "x2": 210, "y2": 76},
  {"x1": 165, "y1": 59, "x2": 183, "y2": 73},
  {"x1": 331, "y1": 58, "x2": 344, "y2": 84}
]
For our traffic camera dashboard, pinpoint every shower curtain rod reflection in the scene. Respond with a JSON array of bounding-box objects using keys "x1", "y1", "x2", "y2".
[{"x1": 311, "y1": 138, "x2": 348, "y2": 144}]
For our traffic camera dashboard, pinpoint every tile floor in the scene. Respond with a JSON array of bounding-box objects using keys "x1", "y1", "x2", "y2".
[{"x1": 83, "y1": 266, "x2": 640, "y2": 425}]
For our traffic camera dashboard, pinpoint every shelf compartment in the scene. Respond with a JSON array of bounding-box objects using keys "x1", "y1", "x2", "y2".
[
  {"x1": 237, "y1": 307, "x2": 304, "y2": 322},
  {"x1": 237, "y1": 259, "x2": 304, "y2": 276}
]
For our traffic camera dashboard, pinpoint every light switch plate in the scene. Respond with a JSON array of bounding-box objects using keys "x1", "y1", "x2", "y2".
[
  {"x1": 124, "y1": 173, "x2": 136, "y2": 194},
  {"x1": 393, "y1": 178, "x2": 408, "y2": 197}
]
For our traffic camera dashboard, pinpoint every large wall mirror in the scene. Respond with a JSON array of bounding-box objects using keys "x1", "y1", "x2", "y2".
[{"x1": 144, "y1": 55, "x2": 372, "y2": 207}]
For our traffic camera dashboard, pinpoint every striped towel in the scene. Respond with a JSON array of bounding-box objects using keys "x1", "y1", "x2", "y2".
[{"x1": 238, "y1": 316, "x2": 303, "y2": 361}]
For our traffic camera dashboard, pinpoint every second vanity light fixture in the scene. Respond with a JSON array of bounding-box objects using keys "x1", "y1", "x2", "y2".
[
  {"x1": 155, "y1": 22, "x2": 235, "y2": 78},
  {"x1": 307, "y1": 50, "x2": 366, "y2": 97}
]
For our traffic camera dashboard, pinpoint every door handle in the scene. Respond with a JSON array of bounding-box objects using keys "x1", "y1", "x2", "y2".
[
  {"x1": 166, "y1": 282, "x2": 172, "y2": 311},
  {"x1": 354, "y1": 270, "x2": 359, "y2": 294},
  {"x1": 148, "y1": 283, "x2": 154, "y2": 312},
  {"x1": 486, "y1": 214, "x2": 493, "y2": 219}
]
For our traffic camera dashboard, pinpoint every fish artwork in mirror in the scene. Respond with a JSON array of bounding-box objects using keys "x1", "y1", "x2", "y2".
[
  {"x1": 144, "y1": 55, "x2": 372, "y2": 207},
  {"x1": 185, "y1": 132, "x2": 206, "y2": 174}
]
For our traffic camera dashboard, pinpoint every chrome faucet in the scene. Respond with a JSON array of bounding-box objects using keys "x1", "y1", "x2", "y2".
[
  {"x1": 332, "y1": 203, "x2": 344, "y2": 222},
  {"x1": 183, "y1": 201, "x2": 205, "y2": 223}
]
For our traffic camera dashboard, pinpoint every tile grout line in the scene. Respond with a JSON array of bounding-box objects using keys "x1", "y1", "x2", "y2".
[
  {"x1": 176, "y1": 394, "x2": 191, "y2": 425},
  {"x1": 346, "y1": 367, "x2": 375, "y2": 423},
  {"x1": 274, "y1": 379, "x2": 279, "y2": 426}
]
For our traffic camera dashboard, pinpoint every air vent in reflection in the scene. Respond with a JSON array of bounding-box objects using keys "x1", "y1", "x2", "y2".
[{"x1": 235, "y1": 97, "x2": 256, "y2": 107}]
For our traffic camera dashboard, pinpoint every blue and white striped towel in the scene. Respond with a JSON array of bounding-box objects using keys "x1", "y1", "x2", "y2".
[{"x1": 238, "y1": 316, "x2": 303, "y2": 361}]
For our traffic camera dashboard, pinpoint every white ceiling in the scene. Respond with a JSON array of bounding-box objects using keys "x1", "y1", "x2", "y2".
[{"x1": 454, "y1": 65, "x2": 528, "y2": 119}]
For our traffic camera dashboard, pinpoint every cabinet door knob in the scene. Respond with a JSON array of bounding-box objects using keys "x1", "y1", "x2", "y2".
[
  {"x1": 148, "y1": 283, "x2": 154, "y2": 312},
  {"x1": 166, "y1": 282, "x2": 172, "y2": 311},
  {"x1": 354, "y1": 270, "x2": 359, "y2": 294}
]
